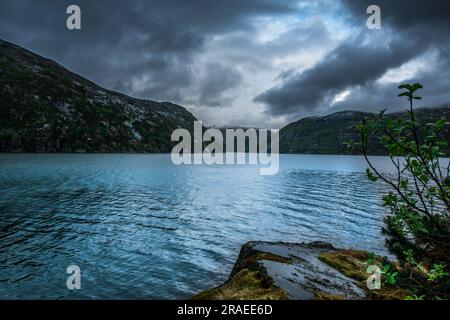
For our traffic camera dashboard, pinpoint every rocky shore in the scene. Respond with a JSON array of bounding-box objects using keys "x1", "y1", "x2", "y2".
[{"x1": 194, "y1": 241, "x2": 406, "y2": 300}]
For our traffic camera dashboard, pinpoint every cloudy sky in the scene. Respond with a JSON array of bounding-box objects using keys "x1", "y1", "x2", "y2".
[{"x1": 1, "y1": 0, "x2": 449, "y2": 128}]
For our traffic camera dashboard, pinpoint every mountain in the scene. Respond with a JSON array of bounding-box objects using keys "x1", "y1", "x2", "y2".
[
  {"x1": 280, "y1": 107, "x2": 450, "y2": 155},
  {"x1": 1, "y1": 38, "x2": 449, "y2": 156},
  {"x1": 0, "y1": 39, "x2": 198, "y2": 153}
]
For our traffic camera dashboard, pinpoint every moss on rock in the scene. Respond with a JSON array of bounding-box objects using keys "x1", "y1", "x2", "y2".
[
  {"x1": 193, "y1": 268, "x2": 288, "y2": 300},
  {"x1": 319, "y1": 249, "x2": 410, "y2": 300},
  {"x1": 318, "y1": 250, "x2": 372, "y2": 281},
  {"x1": 314, "y1": 291, "x2": 346, "y2": 300},
  {"x1": 193, "y1": 251, "x2": 291, "y2": 300}
]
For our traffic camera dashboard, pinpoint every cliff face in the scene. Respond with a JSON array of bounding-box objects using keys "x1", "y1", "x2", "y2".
[{"x1": 0, "y1": 39, "x2": 198, "y2": 153}]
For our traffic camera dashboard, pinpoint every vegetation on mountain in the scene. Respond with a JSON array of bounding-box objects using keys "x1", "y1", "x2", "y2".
[
  {"x1": 280, "y1": 106, "x2": 450, "y2": 155},
  {"x1": 0, "y1": 39, "x2": 197, "y2": 153}
]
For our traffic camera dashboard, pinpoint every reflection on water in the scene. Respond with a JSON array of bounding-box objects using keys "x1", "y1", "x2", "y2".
[{"x1": 0, "y1": 154, "x2": 399, "y2": 299}]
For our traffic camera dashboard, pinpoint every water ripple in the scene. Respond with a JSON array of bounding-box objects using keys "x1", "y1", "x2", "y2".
[{"x1": 0, "y1": 154, "x2": 407, "y2": 299}]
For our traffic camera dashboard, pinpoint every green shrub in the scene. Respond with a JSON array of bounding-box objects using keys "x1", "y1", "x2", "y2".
[{"x1": 351, "y1": 83, "x2": 450, "y2": 299}]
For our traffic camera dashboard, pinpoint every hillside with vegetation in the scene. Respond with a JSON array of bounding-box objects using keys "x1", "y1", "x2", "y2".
[
  {"x1": 280, "y1": 107, "x2": 450, "y2": 155},
  {"x1": 0, "y1": 39, "x2": 197, "y2": 153}
]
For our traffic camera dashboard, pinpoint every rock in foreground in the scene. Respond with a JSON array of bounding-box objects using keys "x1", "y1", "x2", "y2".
[{"x1": 194, "y1": 241, "x2": 368, "y2": 300}]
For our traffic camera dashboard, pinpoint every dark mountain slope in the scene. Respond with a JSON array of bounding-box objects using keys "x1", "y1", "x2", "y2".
[
  {"x1": 1, "y1": 38, "x2": 448, "y2": 155},
  {"x1": 280, "y1": 107, "x2": 450, "y2": 155},
  {"x1": 0, "y1": 39, "x2": 197, "y2": 153}
]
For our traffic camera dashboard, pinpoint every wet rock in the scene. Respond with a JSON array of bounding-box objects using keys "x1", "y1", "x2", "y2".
[{"x1": 195, "y1": 241, "x2": 367, "y2": 300}]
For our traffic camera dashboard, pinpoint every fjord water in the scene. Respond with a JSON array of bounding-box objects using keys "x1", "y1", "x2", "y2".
[{"x1": 1, "y1": 154, "x2": 400, "y2": 299}]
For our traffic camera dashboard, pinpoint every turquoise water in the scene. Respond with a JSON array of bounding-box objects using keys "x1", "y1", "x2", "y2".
[{"x1": 0, "y1": 154, "x2": 399, "y2": 299}]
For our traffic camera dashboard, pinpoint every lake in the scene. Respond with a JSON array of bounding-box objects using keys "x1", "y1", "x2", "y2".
[{"x1": 0, "y1": 154, "x2": 402, "y2": 299}]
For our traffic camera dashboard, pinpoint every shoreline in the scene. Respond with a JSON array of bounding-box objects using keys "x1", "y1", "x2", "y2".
[{"x1": 193, "y1": 241, "x2": 407, "y2": 300}]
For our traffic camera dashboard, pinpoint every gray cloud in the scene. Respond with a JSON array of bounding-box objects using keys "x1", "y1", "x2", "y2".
[
  {"x1": 256, "y1": 0, "x2": 450, "y2": 119},
  {"x1": 197, "y1": 63, "x2": 243, "y2": 107},
  {"x1": 255, "y1": 31, "x2": 428, "y2": 116},
  {"x1": 343, "y1": 0, "x2": 450, "y2": 29},
  {"x1": 1, "y1": 0, "x2": 449, "y2": 127},
  {"x1": 0, "y1": 0, "x2": 297, "y2": 105},
  {"x1": 331, "y1": 46, "x2": 450, "y2": 113}
]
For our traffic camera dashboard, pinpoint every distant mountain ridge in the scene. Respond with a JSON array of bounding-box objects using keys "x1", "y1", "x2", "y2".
[
  {"x1": 280, "y1": 106, "x2": 450, "y2": 155},
  {"x1": 0, "y1": 39, "x2": 197, "y2": 153},
  {"x1": 1, "y1": 38, "x2": 449, "y2": 155}
]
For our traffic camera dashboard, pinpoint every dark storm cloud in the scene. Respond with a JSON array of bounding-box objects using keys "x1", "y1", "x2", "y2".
[
  {"x1": 343, "y1": 0, "x2": 450, "y2": 28},
  {"x1": 2, "y1": 0, "x2": 449, "y2": 126},
  {"x1": 331, "y1": 46, "x2": 450, "y2": 113},
  {"x1": 255, "y1": 32, "x2": 428, "y2": 116},
  {"x1": 257, "y1": 0, "x2": 450, "y2": 118},
  {"x1": 197, "y1": 63, "x2": 243, "y2": 107},
  {"x1": 0, "y1": 0, "x2": 297, "y2": 103}
]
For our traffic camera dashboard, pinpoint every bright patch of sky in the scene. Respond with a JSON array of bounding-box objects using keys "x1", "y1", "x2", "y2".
[
  {"x1": 185, "y1": 2, "x2": 356, "y2": 128},
  {"x1": 378, "y1": 49, "x2": 440, "y2": 84},
  {"x1": 331, "y1": 89, "x2": 352, "y2": 105}
]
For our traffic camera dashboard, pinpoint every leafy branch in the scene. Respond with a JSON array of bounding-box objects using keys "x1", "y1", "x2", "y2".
[{"x1": 350, "y1": 83, "x2": 450, "y2": 299}]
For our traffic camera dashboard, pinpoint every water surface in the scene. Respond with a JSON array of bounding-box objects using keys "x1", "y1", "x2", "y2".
[{"x1": 0, "y1": 154, "x2": 401, "y2": 299}]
